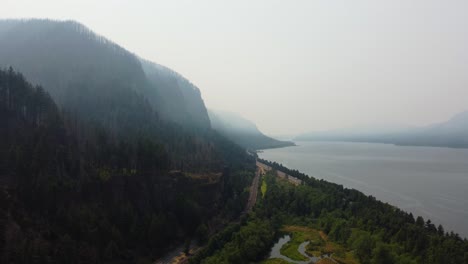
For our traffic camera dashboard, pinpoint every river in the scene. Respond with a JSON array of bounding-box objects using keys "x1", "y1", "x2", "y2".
[{"x1": 259, "y1": 141, "x2": 468, "y2": 238}]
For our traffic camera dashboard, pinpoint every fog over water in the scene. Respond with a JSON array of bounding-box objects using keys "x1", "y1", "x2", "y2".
[{"x1": 259, "y1": 141, "x2": 468, "y2": 238}]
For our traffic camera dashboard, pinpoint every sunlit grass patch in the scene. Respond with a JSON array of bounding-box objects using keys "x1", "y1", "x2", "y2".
[
  {"x1": 275, "y1": 225, "x2": 359, "y2": 264},
  {"x1": 279, "y1": 226, "x2": 322, "y2": 261},
  {"x1": 280, "y1": 239, "x2": 309, "y2": 261},
  {"x1": 307, "y1": 250, "x2": 322, "y2": 258}
]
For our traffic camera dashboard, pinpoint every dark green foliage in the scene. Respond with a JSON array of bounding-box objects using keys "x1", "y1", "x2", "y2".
[
  {"x1": 189, "y1": 223, "x2": 242, "y2": 264},
  {"x1": 0, "y1": 68, "x2": 255, "y2": 263},
  {"x1": 256, "y1": 159, "x2": 468, "y2": 264},
  {"x1": 371, "y1": 243, "x2": 397, "y2": 264},
  {"x1": 195, "y1": 160, "x2": 468, "y2": 263},
  {"x1": 198, "y1": 219, "x2": 274, "y2": 264},
  {"x1": 0, "y1": 19, "x2": 256, "y2": 264}
]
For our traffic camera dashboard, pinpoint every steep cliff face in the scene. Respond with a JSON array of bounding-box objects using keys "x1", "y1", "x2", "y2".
[
  {"x1": 0, "y1": 19, "x2": 210, "y2": 129},
  {"x1": 141, "y1": 60, "x2": 210, "y2": 128}
]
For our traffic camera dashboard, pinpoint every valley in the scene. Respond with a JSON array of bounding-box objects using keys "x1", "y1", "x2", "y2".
[{"x1": 1, "y1": 14, "x2": 467, "y2": 264}]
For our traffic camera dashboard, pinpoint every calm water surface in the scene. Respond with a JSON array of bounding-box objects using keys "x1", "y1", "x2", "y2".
[{"x1": 259, "y1": 141, "x2": 468, "y2": 238}]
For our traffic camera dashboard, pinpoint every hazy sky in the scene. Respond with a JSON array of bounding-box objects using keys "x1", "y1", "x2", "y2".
[{"x1": 2, "y1": 0, "x2": 468, "y2": 135}]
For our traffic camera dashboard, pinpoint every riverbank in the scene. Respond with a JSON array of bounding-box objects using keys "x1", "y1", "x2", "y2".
[
  {"x1": 259, "y1": 141, "x2": 468, "y2": 239},
  {"x1": 190, "y1": 159, "x2": 468, "y2": 263}
]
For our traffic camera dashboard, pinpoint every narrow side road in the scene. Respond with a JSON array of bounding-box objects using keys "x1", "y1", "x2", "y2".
[{"x1": 245, "y1": 164, "x2": 261, "y2": 214}]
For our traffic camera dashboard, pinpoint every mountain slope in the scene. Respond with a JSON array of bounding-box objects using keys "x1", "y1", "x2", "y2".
[
  {"x1": 0, "y1": 62, "x2": 254, "y2": 263},
  {"x1": 140, "y1": 59, "x2": 210, "y2": 128},
  {"x1": 0, "y1": 19, "x2": 209, "y2": 128},
  {"x1": 209, "y1": 110, "x2": 294, "y2": 150},
  {"x1": 394, "y1": 111, "x2": 468, "y2": 147},
  {"x1": 295, "y1": 111, "x2": 468, "y2": 148},
  {"x1": 0, "y1": 19, "x2": 257, "y2": 264}
]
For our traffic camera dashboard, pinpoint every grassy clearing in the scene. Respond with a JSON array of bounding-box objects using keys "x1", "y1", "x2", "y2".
[
  {"x1": 276, "y1": 225, "x2": 359, "y2": 264},
  {"x1": 279, "y1": 226, "x2": 321, "y2": 261},
  {"x1": 280, "y1": 240, "x2": 308, "y2": 261},
  {"x1": 303, "y1": 229, "x2": 359, "y2": 264},
  {"x1": 261, "y1": 176, "x2": 267, "y2": 197}
]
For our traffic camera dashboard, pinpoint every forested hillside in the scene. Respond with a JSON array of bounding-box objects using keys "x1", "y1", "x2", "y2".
[
  {"x1": 0, "y1": 66, "x2": 254, "y2": 262},
  {"x1": 141, "y1": 59, "x2": 210, "y2": 128},
  {"x1": 209, "y1": 110, "x2": 294, "y2": 150},
  {"x1": 0, "y1": 19, "x2": 209, "y2": 129}
]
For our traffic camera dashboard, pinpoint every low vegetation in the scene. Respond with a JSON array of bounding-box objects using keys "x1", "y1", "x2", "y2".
[
  {"x1": 280, "y1": 226, "x2": 318, "y2": 261},
  {"x1": 278, "y1": 225, "x2": 358, "y2": 264}
]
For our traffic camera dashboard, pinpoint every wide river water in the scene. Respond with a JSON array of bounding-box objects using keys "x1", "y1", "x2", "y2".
[{"x1": 259, "y1": 141, "x2": 468, "y2": 238}]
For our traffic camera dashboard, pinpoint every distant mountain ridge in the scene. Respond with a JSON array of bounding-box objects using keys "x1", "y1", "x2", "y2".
[
  {"x1": 295, "y1": 110, "x2": 468, "y2": 148},
  {"x1": 209, "y1": 110, "x2": 295, "y2": 150},
  {"x1": 0, "y1": 19, "x2": 210, "y2": 128},
  {"x1": 427, "y1": 111, "x2": 468, "y2": 133}
]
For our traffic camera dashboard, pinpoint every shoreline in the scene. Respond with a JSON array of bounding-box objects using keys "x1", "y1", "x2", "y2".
[{"x1": 258, "y1": 143, "x2": 468, "y2": 239}]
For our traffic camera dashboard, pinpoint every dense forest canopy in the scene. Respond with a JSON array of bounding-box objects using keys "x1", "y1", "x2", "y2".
[
  {"x1": 0, "y1": 55, "x2": 253, "y2": 263},
  {"x1": 192, "y1": 160, "x2": 468, "y2": 264}
]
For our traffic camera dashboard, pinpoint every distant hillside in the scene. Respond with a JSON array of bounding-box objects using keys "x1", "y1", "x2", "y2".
[
  {"x1": 209, "y1": 110, "x2": 295, "y2": 150},
  {"x1": 0, "y1": 19, "x2": 210, "y2": 128},
  {"x1": 394, "y1": 111, "x2": 468, "y2": 148},
  {"x1": 295, "y1": 111, "x2": 468, "y2": 148}
]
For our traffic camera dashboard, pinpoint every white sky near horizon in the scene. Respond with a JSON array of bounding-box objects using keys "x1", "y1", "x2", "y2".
[{"x1": 2, "y1": 0, "x2": 468, "y2": 135}]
